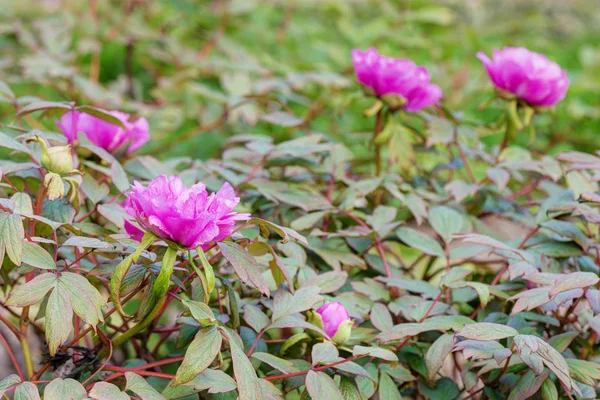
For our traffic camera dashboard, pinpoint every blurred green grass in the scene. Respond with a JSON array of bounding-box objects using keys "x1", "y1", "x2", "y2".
[{"x1": 0, "y1": 0, "x2": 598, "y2": 159}]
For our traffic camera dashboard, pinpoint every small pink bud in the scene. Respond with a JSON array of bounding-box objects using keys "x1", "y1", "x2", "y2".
[{"x1": 316, "y1": 302, "x2": 352, "y2": 343}]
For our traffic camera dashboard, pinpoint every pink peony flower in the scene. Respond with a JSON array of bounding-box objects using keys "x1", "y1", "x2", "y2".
[
  {"x1": 126, "y1": 175, "x2": 249, "y2": 249},
  {"x1": 317, "y1": 302, "x2": 350, "y2": 338},
  {"x1": 477, "y1": 47, "x2": 569, "y2": 107},
  {"x1": 351, "y1": 47, "x2": 443, "y2": 112},
  {"x1": 57, "y1": 111, "x2": 149, "y2": 155},
  {"x1": 121, "y1": 197, "x2": 144, "y2": 242}
]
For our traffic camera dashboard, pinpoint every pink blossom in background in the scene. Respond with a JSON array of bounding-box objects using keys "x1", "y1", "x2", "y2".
[
  {"x1": 317, "y1": 302, "x2": 350, "y2": 337},
  {"x1": 57, "y1": 110, "x2": 149, "y2": 154},
  {"x1": 351, "y1": 47, "x2": 443, "y2": 111},
  {"x1": 477, "y1": 47, "x2": 569, "y2": 107},
  {"x1": 126, "y1": 175, "x2": 249, "y2": 249}
]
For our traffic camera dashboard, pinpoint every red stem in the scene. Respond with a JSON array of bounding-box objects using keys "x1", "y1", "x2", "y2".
[
  {"x1": 247, "y1": 328, "x2": 266, "y2": 356},
  {"x1": 265, "y1": 354, "x2": 367, "y2": 381},
  {"x1": 0, "y1": 330, "x2": 25, "y2": 380}
]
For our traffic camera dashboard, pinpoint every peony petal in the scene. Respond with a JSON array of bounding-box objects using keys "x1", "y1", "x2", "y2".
[
  {"x1": 56, "y1": 111, "x2": 81, "y2": 143},
  {"x1": 125, "y1": 175, "x2": 246, "y2": 249},
  {"x1": 477, "y1": 47, "x2": 568, "y2": 107}
]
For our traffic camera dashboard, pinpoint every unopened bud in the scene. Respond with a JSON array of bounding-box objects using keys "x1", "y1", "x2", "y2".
[
  {"x1": 44, "y1": 172, "x2": 66, "y2": 200},
  {"x1": 381, "y1": 93, "x2": 408, "y2": 111},
  {"x1": 37, "y1": 137, "x2": 73, "y2": 175}
]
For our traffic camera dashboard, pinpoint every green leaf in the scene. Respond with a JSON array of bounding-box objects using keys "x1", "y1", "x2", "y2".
[
  {"x1": 80, "y1": 173, "x2": 110, "y2": 205},
  {"x1": 547, "y1": 331, "x2": 578, "y2": 352},
  {"x1": 396, "y1": 227, "x2": 444, "y2": 257},
  {"x1": 447, "y1": 281, "x2": 490, "y2": 307},
  {"x1": 45, "y1": 285, "x2": 73, "y2": 356},
  {"x1": 11, "y1": 193, "x2": 33, "y2": 214},
  {"x1": 566, "y1": 359, "x2": 600, "y2": 386},
  {"x1": 311, "y1": 342, "x2": 338, "y2": 365},
  {"x1": 456, "y1": 323, "x2": 518, "y2": 341},
  {"x1": 243, "y1": 304, "x2": 270, "y2": 333},
  {"x1": 425, "y1": 333, "x2": 454, "y2": 380},
  {"x1": 221, "y1": 328, "x2": 263, "y2": 400},
  {"x1": 251, "y1": 352, "x2": 299, "y2": 374},
  {"x1": 75, "y1": 105, "x2": 126, "y2": 129},
  {"x1": 248, "y1": 241, "x2": 294, "y2": 291},
  {"x1": 291, "y1": 211, "x2": 328, "y2": 231},
  {"x1": 175, "y1": 325, "x2": 222, "y2": 385},
  {"x1": 377, "y1": 315, "x2": 473, "y2": 344},
  {"x1": 0, "y1": 213, "x2": 24, "y2": 265},
  {"x1": 540, "y1": 378, "x2": 558, "y2": 400},
  {"x1": 549, "y1": 272, "x2": 599, "y2": 297},
  {"x1": 425, "y1": 116, "x2": 454, "y2": 146},
  {"x1": 62, "y1": 236, "x2": 115, "y2": 249},
  {"x1": 272, "y1": 286, "x2": 323, "y2": 322},
  {"x1": 109, "y1": 254, "x2": 134, "y2": 316},
  {"x1": 88, "y1": 382, "x2": 130, "y2": 400},
  {"x1": 14, "y1": 382, "x2": 40, "y2": 400},
  {"x1": 133, "y1": 231, "x2": 158, "y2": 262},
  {"x1": 280, "y1": 332, "x2": 311, "y2": 355},
  {"x1": 197, "y1": 247, "x2": 215, "y2": 302},
  {"x1": 353, "y1": 345, "x2": 398, "y2": 362},
  {"x1": 6, "y1": 273, "x2": 57, "y2": 307},
  {"x1": 217, "y1": 276, "x2": 240, "y2": 329},
  {"x1": 338, "y1": 377, "x2": 363, "y2": 400},
  {"x1": 249, "y1": 217, "x2": 308, "y2": 245},
  {"x1": 0, "y1": 132, "x2": 31, "y2": 155},
  {"x1": 507, "y1": 370, "x2": 549, "y2": 400},
  {"x1": 513, "y1": 335, "x2": 579, "y2": 396},
  {"x1": 419, "y1": 377, "x2": 459, "y2": 400},
  {"x1": 378, "y1": 371, "x2": 402, "y2": 400},
  {"x1": 428, "y1": 206, "x2": 467, "y2": 242},
  {"x1": 182, "y1": 299, "x2": 217, "y2": 326},
  {"x1": 180, "y1": 369, "x2": 237, "y2": 394},
  {"x1": 366, "y1": 206, "x2": 399, "y2": 237},
  {"x1": 21, "y1": 242, "x2": 56, "y2": 270},
  {"x1": 16, "y1": 101, "x2": 71, "y2": 117},
  {"x1": 301, "y1": 271, "x2": 348, "y2": 294},
  {"x1": 43, "y1": 378, "x2": 87, "y2": 400},
  {"x1": 153, "y1": 246, "x2": 177, "y2": 299},
  {"x1": 305, "y1": 370, "x2": 344, "y2": 400},
  {"x1": 370, "y1": 303, "x2": 393, "y2": 331},
  {"x1": 0, "y1": 374, "x2": 21, "y2": 398},
  {"x1": 261, "y1": 111, "x2": 303, "y2": 127},
  {"x1": 58, "y1": 272, "x2": 106, "y2": 328},
  {"x1": 125, "y1": 372, "x2": 166, "y2": 400},
  {"x1": 270, "y1": 315, "x2": 330, "y2": 339},
  {"x1": 218, "y1": 242, "x2": 270, "y2": 296}
]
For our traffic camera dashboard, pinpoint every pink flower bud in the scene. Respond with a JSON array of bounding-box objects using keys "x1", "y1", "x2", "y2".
[
  {"x1": 477, "y1": 47, "x2": 569, "y2": 107},
  {"x1": 351, "y1": 47, "x2": 442, "y2": 112},
  {"x1": 57, "y1": 111, "x2": 149, "y2": 155},
  {"x1": 317, "y1": 302, "x2": 351, "y2": 338},
  {"x1": 126, "y1": 175, "x2": 250, "y2": 249}
]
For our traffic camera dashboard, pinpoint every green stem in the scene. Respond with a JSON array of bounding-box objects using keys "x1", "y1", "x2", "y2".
[
  {"x1": 98, "y1": 296, "x2": 167, "y2": 359},
  {"x1": 374, "y1": 109, "x2": 384, "y2": 176},
  {"x1": 20, "y1": 337, "x2": 34, "y2": 379}
]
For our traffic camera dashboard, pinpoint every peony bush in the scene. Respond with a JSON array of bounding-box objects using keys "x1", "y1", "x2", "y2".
[{"x1": 1, "y1": 2, "x2": 600, "y2": 400}]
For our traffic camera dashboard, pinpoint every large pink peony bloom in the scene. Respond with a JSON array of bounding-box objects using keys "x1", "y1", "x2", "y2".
[
  {"x1": 122, "y1": 197, "x2": 144, "y2": 242},
  {"x1": 317, "y1": 302, "x2": 350, "y2": 338},
  {"x1": 57, "y1": 111, "x2": 149, "y2": 154},
  {"x1": 126, "y1": 175, "x2": 249, "y2": 249},
  {"x1": 351, "y1": 47, "x2": 443, "y2": 112},
  {"x1": 477, "y1": 47, "x2": 569, "y2": 107}
]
